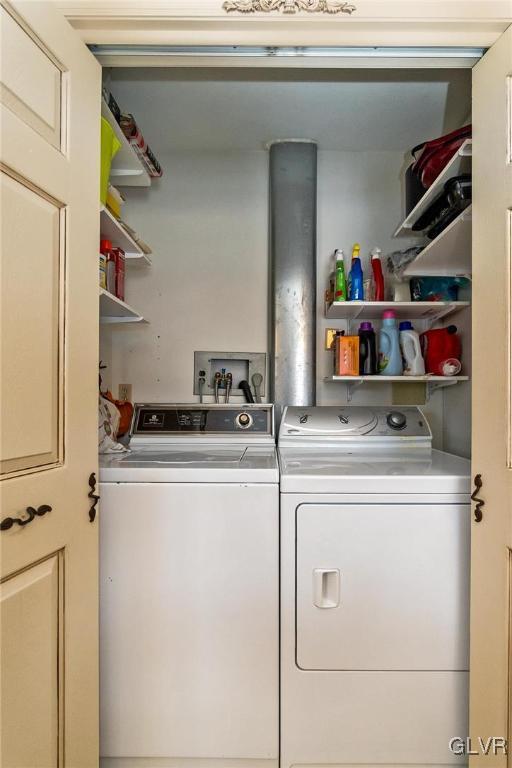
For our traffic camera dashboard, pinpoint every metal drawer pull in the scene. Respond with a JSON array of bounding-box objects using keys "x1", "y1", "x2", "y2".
[
  {"x1": 88, "y1": 472, "x2": 100, "y2": 523},
  {"x1": 0, "y1": 504, "x2": 52, "y2": 531},
  {"x1": 471, "y1": 473, "x2": 484, "y2": 523}
]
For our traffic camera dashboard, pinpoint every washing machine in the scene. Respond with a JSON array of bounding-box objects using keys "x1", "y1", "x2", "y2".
[
  {"x1": 99, "y1": 403, "x2": 278, "y2": 768},
  {"x1": 278, "y1": 406, "x2": 470, "y2": 768}
]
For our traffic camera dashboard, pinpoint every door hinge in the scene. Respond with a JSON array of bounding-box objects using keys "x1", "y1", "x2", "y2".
[
  {"x1": 471, "y1": 473, "x2": 484, "y2": 523},
  {"x1": 88, "y1": 472, "x2": 100, "y2": 523}
]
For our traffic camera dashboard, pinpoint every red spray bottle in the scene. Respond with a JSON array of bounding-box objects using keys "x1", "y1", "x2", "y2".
[{"x1": 371, "y1": 247, "x2": 385, "y2": 302}]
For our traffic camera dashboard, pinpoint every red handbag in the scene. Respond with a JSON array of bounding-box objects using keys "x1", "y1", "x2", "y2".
[{"x1": 411, "y1": 125, "x2": 472, "y2": 189}]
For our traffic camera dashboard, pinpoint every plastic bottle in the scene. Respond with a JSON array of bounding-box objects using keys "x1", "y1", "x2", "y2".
[
  {"x1": 378, "y1": 310, "x2": 403, "y2": 376},
  {"x1": 348, "y1": 243, "x2": 364, "y2": 301},
  {"x1": 100, "y1": 238, "x2": 117, "y2": 295},
  {"x1": 358, "y1": 322, "x2": 377, "y2": 375},
  {"x1": 370, "y1": 247, "x2": 385, "y2": 301},
  {"x1": 334, "y1": 249, "x2": 347, "y2": 302},
  {"x1": 399, "y1": 321, "x2": 425, "y2": 376}
]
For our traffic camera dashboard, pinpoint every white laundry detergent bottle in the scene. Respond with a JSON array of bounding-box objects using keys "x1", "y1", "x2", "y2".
[{"x1": 399, "y1": 321, "x2": 425, "y2": 376}]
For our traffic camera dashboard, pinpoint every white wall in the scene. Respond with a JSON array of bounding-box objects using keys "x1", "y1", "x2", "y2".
[
  {"x1": 103, "y1": 146, "x2": 471, "y2": 452},
  {"x1": 107, "y1": 150, "x2": 268, "y2": 403}
]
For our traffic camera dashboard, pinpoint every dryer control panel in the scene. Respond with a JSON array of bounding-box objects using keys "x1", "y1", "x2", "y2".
[{"x1": 279, "y1": 406, "x2": 431, "y2": 448}]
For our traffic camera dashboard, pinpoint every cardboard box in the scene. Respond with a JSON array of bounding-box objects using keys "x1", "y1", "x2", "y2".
[{"x1": 334, "y1": 335, "x2": 360, "y2": 376}]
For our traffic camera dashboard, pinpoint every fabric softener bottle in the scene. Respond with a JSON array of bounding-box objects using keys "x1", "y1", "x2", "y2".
[
  {"x1": 358, "y1": 322, "x2": 377, "y2": 375},
  {"x1": 348, "y1": 243, "x2": 364, "y2": 301},
  {"x1": 378, "y1": 310, "x2": 403, "y2": 375}
]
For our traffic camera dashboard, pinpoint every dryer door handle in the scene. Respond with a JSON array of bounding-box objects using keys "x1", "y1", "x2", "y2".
[{"x1": 313, "y1": 568, "x2": 340, "y2": 609}]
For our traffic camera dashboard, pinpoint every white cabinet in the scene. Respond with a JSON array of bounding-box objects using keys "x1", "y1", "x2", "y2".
[
  {"x1": 296, "y1": 502, "x2": 470, "y2": 671},
  {"x1": 99, "y1": 481, "x2": 278, "y2": 761}
]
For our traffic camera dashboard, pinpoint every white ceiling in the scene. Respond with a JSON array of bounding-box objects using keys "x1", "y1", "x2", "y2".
[{"x1": 109, "y1": 68, "x2": 471, "y2": 154}]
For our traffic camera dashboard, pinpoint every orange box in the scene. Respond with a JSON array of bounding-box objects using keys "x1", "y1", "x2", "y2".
[{"x1": 334, "y1": 335, "x2": 360, "y2": 376}]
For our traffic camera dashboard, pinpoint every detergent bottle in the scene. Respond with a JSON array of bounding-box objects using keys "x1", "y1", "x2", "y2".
[
  {"x1": 358, "y1": 322, "x2": 377, "y2": 375},
  {"x1": 348, "y1": 243, "x2": 364, "y2": 301},
  {"x1": 334, "y1": 249, "x2": 347, "y2": 302},
  {"x1": 378, "y1": 310, "x2": 403, "y2": 375},
  {"x1": 399, "y1": 321, "x2": 425, "y2": 376}
]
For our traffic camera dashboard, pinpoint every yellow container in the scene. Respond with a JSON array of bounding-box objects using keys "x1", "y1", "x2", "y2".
[{"x1": 100, "y1": 117, "x2": 121, "y2": 205}]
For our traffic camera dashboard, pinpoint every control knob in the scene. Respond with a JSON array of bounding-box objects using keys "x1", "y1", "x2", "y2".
[
  {"x1": 236, "y1": 412, "x2": 253, "y2": 429},
  {"x1": 387, "y1": 411, "x2": 407, "y2": 431}
]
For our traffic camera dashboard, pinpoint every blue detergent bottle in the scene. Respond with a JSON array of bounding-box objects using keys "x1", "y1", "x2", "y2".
[
  {"x1": 378, "y1": 310, "x2": 403, "y2": 376},
  {"x1": 348, "y1": 243, "x2": 364, "y2": 301}
]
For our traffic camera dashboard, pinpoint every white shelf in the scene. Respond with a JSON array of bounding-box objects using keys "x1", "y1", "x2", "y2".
[
  {"x1": 325, "y1": 373, "x2": 468, "y2": 401},
  {"x1": 100, "y1": 206, "x2": 152, "y2": 264},
  {"x1": 102, "y1": 100, "x2": 151, "y2": 188},
  {"x1": 99, "y1": 289, "x2": 146, "y2": 324},
  {"x1": 325, "y1": 375, "x2": 468, "y2": 383},
  {"x1": 394, "y1": 139, "x2": 472, "y2": 237},
  {"x1": 402, "y1": 205, "x2": 472, "y2": 277},
  {"x1": 326, "y1": 300, "x2": 469, "y2": 323}
]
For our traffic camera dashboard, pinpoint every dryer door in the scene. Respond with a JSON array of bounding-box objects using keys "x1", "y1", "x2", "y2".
[{"x1": 296, "y1": 502, "x2": 469, "y2": 671}]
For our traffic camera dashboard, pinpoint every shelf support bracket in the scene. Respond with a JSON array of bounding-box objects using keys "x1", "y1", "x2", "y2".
[
  {"x1": 346, "y1": 378, "x2": 364, "y2": 402},
  {"x1": 426, "y1": 377, "x2": 459, "y2": 401}
]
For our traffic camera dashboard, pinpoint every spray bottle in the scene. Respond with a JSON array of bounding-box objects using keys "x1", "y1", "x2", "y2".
[
  {"x1": 370, "y1": 247, "x2": 385, "y2": 302},
  {"x1": 348, "y1": 243, "x2": 364, "y2": 301},
  {"x1": 334, "y1": 249, "x2": 347, "y2": 302}
]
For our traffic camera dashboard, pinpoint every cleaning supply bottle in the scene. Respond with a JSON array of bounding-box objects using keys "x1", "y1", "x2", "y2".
[
  {"x1": 378, "y1": 310, "x2": 403, "y2": 375},
  {"x1": 399, "y1": 321, "x2": 425, "y2": 376},
  {"x1": 334, "y1": 249, "x2": 347, "y2": 302},
  {"x1": 348, "y1": 243, "x2": 364, "y2": 301},
  {"x1": 358, "y1": 322, "x2": 377, "y2": 375},
  {"x1": 370, "y1": 247, "x2": 385, "y2": 301}
]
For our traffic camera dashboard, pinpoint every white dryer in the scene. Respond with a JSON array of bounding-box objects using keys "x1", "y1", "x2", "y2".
[
  {"x1": 99, "y1": 404, "x2": 278, "y2": 768},
  {"x1": 278, "y1": 406, "x2": 470, "y2": 768}
]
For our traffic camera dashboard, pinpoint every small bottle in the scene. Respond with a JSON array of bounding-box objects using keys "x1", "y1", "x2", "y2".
[
  {"x1": 334, "y1": 249, "x2": 347, "y2": 302},
  {"x1": 370, "y1": 247, "x2": 385, "y2": 302},
  {"x1": 348, "y1": 243, "x2": 364, "y2": 301},
  {"x1": 100, "y1": 239, "x2": 117, "y2": 295},
  {"x1": 358, "y1": 322, "x2": 377, "y2": 375},
  {"x1": 399, "y1": 321, "x2": 425, "y2": 376}
]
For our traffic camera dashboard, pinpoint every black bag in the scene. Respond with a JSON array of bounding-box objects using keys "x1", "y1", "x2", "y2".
[{"x1": 412, "y1": 175, "x2": 472, "y2": 239}]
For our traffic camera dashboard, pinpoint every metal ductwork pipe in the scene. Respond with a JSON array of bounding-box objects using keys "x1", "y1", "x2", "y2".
[{"x1": 269, "y1": 140, "x2": 317, "y2": 423}]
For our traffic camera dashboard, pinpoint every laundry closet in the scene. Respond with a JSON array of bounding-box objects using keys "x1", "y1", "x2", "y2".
[
  {"x1": 98, "y1": 65, "x2": 473, "y2": 456},
  {"x1": 96, "y1": 63, "x2": 474, "y2": 768},
  {"x1": 2, "y1": 4, "x2": 511, "y2": 766}
]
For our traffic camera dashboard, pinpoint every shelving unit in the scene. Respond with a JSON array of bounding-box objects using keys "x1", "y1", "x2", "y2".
[
  {"x1": 402, "y1": 206, "x2": 472, "y2": 277},
  {"x1": 394, "y1": 139, "x2": 472, "y2": 237},
  {"x1": 100, "y1": 289, "x2": 146, "y2": 324},
  {"x1": 325, "y1": 374, "x2": 469, "y2": 401},
  {"x1": 100, "y1": 206, "x2": 152, "y2": 265},
  {"x1": 326, "y1": 300, "x2": 469, "y2": 324},
  {"x1": 102, "y1": 99, "x2": 151, "y2": 188}
]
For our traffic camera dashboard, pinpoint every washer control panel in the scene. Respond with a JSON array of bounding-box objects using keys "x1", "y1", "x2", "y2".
[{"x1": 132, "y1": 404, "x2": 273, "y2": 437}]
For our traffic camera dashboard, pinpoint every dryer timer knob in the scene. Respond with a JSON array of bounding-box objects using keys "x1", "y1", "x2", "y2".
[{"x1": 387, "y1": 411, "x2": 407, "y2": 430}]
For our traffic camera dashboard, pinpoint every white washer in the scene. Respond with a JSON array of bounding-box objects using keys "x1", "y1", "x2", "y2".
[
  {"x1": 278, "y1": 406, "x2": 470, "y2": 768},
  {"x1": 99, "y1": 404, "x2": 278, "y2": 768}
]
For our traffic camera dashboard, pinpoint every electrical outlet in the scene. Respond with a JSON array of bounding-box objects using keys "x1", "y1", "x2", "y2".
[
  {"x1": 325, "y1": 328, "x2": 339, "y2": 350},
  {"x1": 118, "y1": 383, "x2": 132, "y2": 402}
]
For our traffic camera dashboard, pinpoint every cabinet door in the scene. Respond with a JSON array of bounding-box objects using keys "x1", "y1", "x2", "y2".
[
  {"x1": 0, "y1": 2, "x2": 100, "y2": 766},
  {"x1": 99, "y1": 481, "x2": 279, "y2": 760},
  {"x1": 296, "y1": 503, "x2": 470, "y2": 671},
  {"x1": 471, "y1": 23, "x2": 512, "y2": 765}
]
